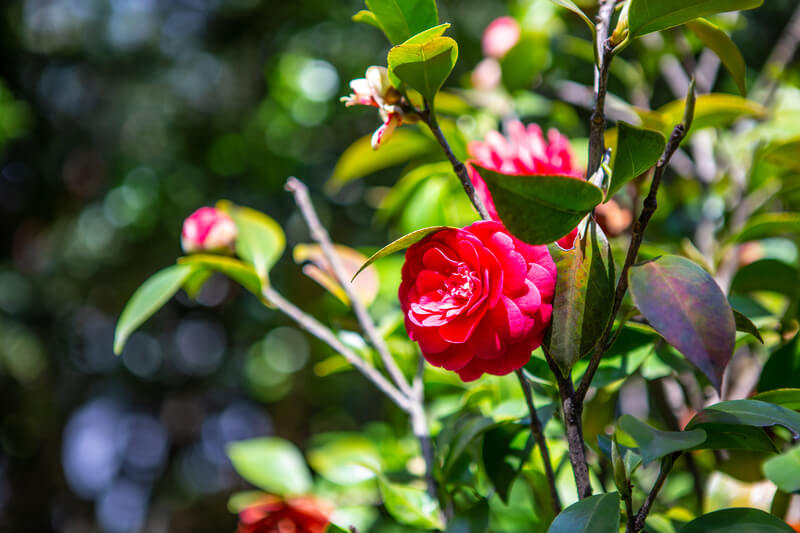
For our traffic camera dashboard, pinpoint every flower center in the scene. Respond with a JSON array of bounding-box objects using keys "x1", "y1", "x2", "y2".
[{"x1": 444, "y1": 264, "x2": 475, "y2": 301}]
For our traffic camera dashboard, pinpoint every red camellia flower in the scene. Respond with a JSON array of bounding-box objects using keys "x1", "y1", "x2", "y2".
[
  {"x1": 399, "y1": 220, "x2": 556, "y2": 381},
  {"x1": 236, "y1": 495, "x2": 332, "y2": 533},
  {"x1": 181, "y1": 206, "x2": 237, "y2": 254}
]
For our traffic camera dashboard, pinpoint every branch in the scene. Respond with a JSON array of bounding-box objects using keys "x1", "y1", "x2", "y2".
[
  {"x1": 285, "y1": 177, "x2": 413, "y2": 397},
  {"x1": 261, "y1": 285, "x2": 410, "y2": 411},
  {"x1": 411, "y1": 354, "x2": 437, "y2": 500},
  {"x1": 628, "y1": 453, "x2": 679, "y2": 532},
  {"x1": 516, "y1": 369, "x2": 562, "y2": 514},
  {"x1": 586, "y1": 0, "x2": 617, "y2": 177},
  {"x1": 576, "y1": 84, "x2": 694, "y2": 404},
  {"x1": 419, "y1": 106, "x2": 491, "y2": 220}
]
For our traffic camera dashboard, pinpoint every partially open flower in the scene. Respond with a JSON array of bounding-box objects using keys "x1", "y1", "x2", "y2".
[
  {"x1": 341, "y1": 66, "x2": 409, "y2": 150},
  {"x1": 181, "y1": 207, "x2": 237, "y2": 254},
  {"x1": 482, "y1": 16, "x2": 521, "y2": 59},
  {"x1": 236, "y1": 495, "x2": 332, "y2": 533}
]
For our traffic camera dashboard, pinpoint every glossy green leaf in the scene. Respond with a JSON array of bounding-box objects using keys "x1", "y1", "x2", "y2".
[
  {"x1": 388, "y1": 36, "x2": 458, "y2": 103},
  {"x1": 545, "y1": 219, "x2": 614, "y2": 372},
  {"x1": 549, "y1": 0, "x2": 595, "y2": 35},
  {"x1": 763, "y1": 444, "x2": 800, "y2": 493},
  {"x1": 628, "y1": 0, "x2": 764, "y2": 37},
  {"x1": 113, "y1": 263, "x2": 197, "y2": 355},
  {"x1": 475, "y1": 166, "x2": 603, "y2": 244},
  {"x1": 688, "y1": 423, "x2": 778, "y2": 453},
  {"x1": 731, "y1": 258, "x2": 800, "y2": 296},
  {"x1": 403, "y1": 23, "x2": 450, "y2": 44},
  {"x1": 758, "y1": 334, "x2": 800, "y2": 393},
  {"x1": 733, "y1": 309, "x2": 764, "y2": 343},
  {"x1": 482, "y1": 422, "x2": 532, "y2": 503},
  {"x1": 328, "y1": 130, "x2": 435, "y2": 192},
  {"x1": 733, "y1": 213, "x2": 800, "y2": 243},
  {"x1": 353, "y1": 226, "x2": 453, "y2": 280},
  {"x1": 227, "y1": 437, "x2": 313, "y2": 496},
  {"x1": 324, "y1": 524, "x2": 352, "y2": 533},
  {"x1": 365, "y1": 0, "x2": 439, "y2": 44},
  {"x1": 678, "y1": 508, "x2": 794, "y2": 533},
  {"x1": 217, "y1": 201, "x2": 285, "y2": 284},
  {"x1": 753, "y1": 389, "x2": 800, "y2": 411},
  {"x1": 547, "y1": 492, "x2": 620, "y2": 533},
  {"x1": 629, "y1": 255, "x2": 735, "y2": 390},
  {"x1": 608, "y1": 122, "x2": 665, "y2": 199},
  {"x1": 307, "y1": 433, "x2": 381, "y2": 485},
  {"x1": 352, "y1": 10, "x2": 381, "y2": 30},
  {"x1": 686, "y1": 399, "x2": 800, "y2": 437},
  {"x1": 686, "y1": 18, "x2": 747, "y2": 96},
  {"x1": 618, "y1": 415, "x2": 707, "y2": 465},
  {"x1": 377, "y1": 476, "x2": 444, "y2": 530},
  {"x1": 178, "y1": 254, "x2": 262, "y2": 296},
  {"x1": 655, "y1": 94, "x2": 767, "y2": 137}
]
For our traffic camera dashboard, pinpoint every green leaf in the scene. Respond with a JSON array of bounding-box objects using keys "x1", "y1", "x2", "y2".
[
  {"x1": 753, "y1": 389, "x2": 800, "y2": 411},
  {"x1": 353, "y1": 9, "x2": 382, "y2": 30},
  {"x1": 597, "y1": 435, "x2": 642, "y2": 474},
  {"x1": 365, "y1": 0, "x2": 439, "y2": 45},
  {"x1": 178, "y1": 255, "x2": 262, "y2": 296},
  {"x1": 327, "y1": 129, "x2": 435, "y2": 192},
  {"x1": 545, "y1": 219, "x2": 614, "y2": 372},
  {"x1": 733, "y1": 213, "x2": 800, "y2": 243},
  {"x1": 629, "y1": 255, "x2": 736, "y2": 390},
  {"x1": 763, "y1": 444, "x2": 800, "y2": 493},
  {"x1": 732, "y1": 309, "x2": 764, "y2": 343},
  {"x1": 403, "y1": 23, "x2": 450, "y2": 44},
  {"x1": 686, "y1": 399, "x2": 800, "y2": 437},
  {"x1": 377, "y1": 476, "x2": 444, "y2": 530},
  {"x1": 759, "y1": 334, "x2": 800, "y2": 393},
  {"x1": 686, "y1": 18, "x2": 747, "y2": 96},
  {"x1": 325, "y1": 524, "x2": 352, "y2": 533},
  {"x1": 617, "y1": 415, "x2": 706, "y2": 465},
  {"x1": 227, "y1": 491, "x2": 267, "y2": 513},
  {"x1": 227, "y1": 438, "x2": 312, "y2": 496},
  {"x1": 500, "y1": 35, "x2": 551, "y2": 92},
  {"x1": 293, "y1": 244, "x2": 379, "y2": 307},
  {"x1": 217, "y1": 201, "x2": 285, "y2": 284},
  {"x1": 388, "y1": 36, "x2": 458, "y2": 104},
  {"x1": 114, "y1": 263, "x2": 197, "y2": 355},
  {"x1": 628, "y1": 0, "x2": 764, "y2": 37},
  {"x1": 474, "y1": 166, "x2": 603, "y2": 245},
  {"x1": 656, "y1": 93, "x2": 767, "y2": 137},
  {"x1": 353, "y1": 226, "x2": 454, "y2": 280},
  {"x1": 608, "y1": 122, "x2": 665, "y2": 199},
  {"x1": 482, "y1": 422, "x2": 532, "y2": 503},
  {"x1": 678, "y1": 508, "x2": 794, "y2": 533},
  {"x1": 731, "y1": 258, "x2": 800, "y2": 297},
  {"x1": 549, "y1": 0, "x2": 595, "y2": 35},
  {"x1": 547, "y1": 492, "x2": 620, "y2": 533},
  {"x1": 306, "y1": 433, "x2": 382, "y2": 485},
  {"x1": 762, "y1": 136, "x2": 800, "y2": 171},
  {"x1": 688, "y1": 423, "x2": 778, "y2": 453}
]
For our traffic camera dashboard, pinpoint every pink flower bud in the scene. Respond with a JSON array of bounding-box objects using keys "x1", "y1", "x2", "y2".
[
  {"x1": 482, "y1": 16, "x2": 520, "y2": 59},
  {"x1": 471, "y1": 58, "x2": 502, "y2": 90},
  {"x1": 371, "y1": 111, "x2": 402, "y2": 150},
  {"x1": 181, "y1": 207, "x2": 237, "y2": 254}
]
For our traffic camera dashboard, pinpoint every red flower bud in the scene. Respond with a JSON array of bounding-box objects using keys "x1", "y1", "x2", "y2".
[
  {"x1": 181, "y1": 207, "x2": 237, "y2": 254},
  {"x1": 236, "y1": 495, "x2": 332, "y2": 533}
]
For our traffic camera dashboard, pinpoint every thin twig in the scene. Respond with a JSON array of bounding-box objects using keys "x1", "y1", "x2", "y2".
[
  {"x1": 411, "y1": 354, "x2": 438, "y2": 501},
  {"x1": 419, "y1": 105, "x2": 491, "y2": 220},
  {"x1": 623, "y1": 486, "x2": 635, "y2": 533},
  {"x1": 262, "y1": 285, "x2": 410, "y2": 411},
  {"x1": 629, "y1": 453, "x2": 679, "y2": 532},
  {"x1": 285, "y1": 177, "x2": 413, "y2": 397},
  {"x1": 576, "y1": 99, "x2": 693, "y2": 404},
  {"x1": 586, "y1": 0, "x2": 617, "y2": 177},
  {"x1": 516, "y1": 369, "x2": 562, "y2": 514}
]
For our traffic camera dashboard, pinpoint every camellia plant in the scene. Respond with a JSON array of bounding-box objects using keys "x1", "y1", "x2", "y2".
[{"x1": 114, "y1": 0, "x2": 800, "y2": 531}]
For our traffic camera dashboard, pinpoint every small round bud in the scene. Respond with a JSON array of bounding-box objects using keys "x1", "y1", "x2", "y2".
[{"x1": 181, "y1": 207, "x2": 237, "y2": 254}]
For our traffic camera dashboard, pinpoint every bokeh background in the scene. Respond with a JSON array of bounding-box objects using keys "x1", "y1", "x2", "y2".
[{"x1": 0, "y1": 0, "x2": 798, "y2": 531}]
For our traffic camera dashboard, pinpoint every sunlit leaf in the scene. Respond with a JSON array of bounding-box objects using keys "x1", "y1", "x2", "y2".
[
  {"x1": 227, "y1": 438, "x2": 313, "y2": 496},
  {"x1": 178, "y1": 254, "x2": 262, "y2": 296},
  {"x1": 365, "y1": 0, "x2": 439, "y2": 45},
  {"x1": 328, "y1": 130, "x2": 436, "y2": 192},
  {"x1": 388, "y1": 36, "x2": 458, "y2": 103},
  {"x1": 762, "y1": 136, "x2": 800, "y2": 171},
  {"x1": 377, "y1": 476, "x2": 444, "y2": 530},
  {"x1": 686, "y1": 399, "x2": 800, "y2": 437},
  {"x1": 549, "y1": 0, "x2": 595, "y2": 35},
  {"x1": 617, "y1": 415, "x2": 706, "y2": 465},
  {"x1": 686, "y1": 18, "x2": 747, "y2": 96},
  {"x1": 758, "y1": 334, "x2": 800, "y2": 393},
  {"x1": 547, "y1": 492, "x2": 620, "y2": 533},
  {"x1": 403, "y1": 23, "x2": 450, "y2": 44},
  {"x1": 678, "y1": 508, "x2": 794, "y2": 533},
  {"x1": 656, "y1": 94, "x2": 766, "y2": 137},
  {"x1": 474, "y1": 166, "x2": 603, "y2": 245},
  {"x1": 352, "y1": 9, "x2": 381, "y2": 30},
  {"x1": 545, "y1": 219, "x2": 614, "y2": 372},
  {"x1": 293, "y1": 244, "x2": 379, "y2": 307},
  {"x1": 628, "y1": 0, "x2": 764, "y2": 37},
  {"x1": 307, "y1": 433, "x2": 382, "y2": 485},
  {"x1": 763, "y1": 444, "x2": 800, "y2": 493},
  {"x1": 752, "y1": 389, "x2": 800, "y2": 411},
  {"x1": 114, "y1": 263, "x2": 197, "y2": 355},
  {"x1": 353, "y1": 226, "x2": 454, "y2": 280},
  {"x1": 629, "y1": 255, "x2": 735, "y2": 390},
  {"x1": 608, "y1": 122, "x2": 665, "y2": 199},
  {"x1": 732, "y1": 213, "x2": 800, "y2": 243},
  {"x1": 217, "y1": 201, "x2": 285, "y2": 284}
]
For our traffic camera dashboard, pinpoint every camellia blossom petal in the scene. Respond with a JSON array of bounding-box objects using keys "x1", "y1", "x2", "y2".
[
  {"x1": 399, "y1": 221, "x2": 556, "y2": 381},
  {"x1": 341, "y1": 66, "x2": 408, "y2": 150},
  {"x1": 181, "y1": 206, "x2": 237, "y2": 254}
]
